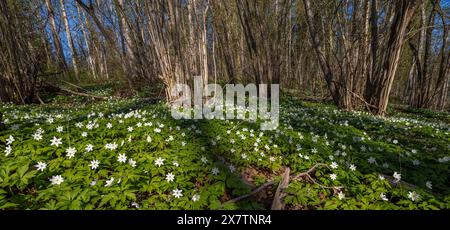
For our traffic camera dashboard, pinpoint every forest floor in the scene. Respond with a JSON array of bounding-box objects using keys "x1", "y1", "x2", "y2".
[{"x1": 0, "y1": 85, "x2": 449, "y2": 210}]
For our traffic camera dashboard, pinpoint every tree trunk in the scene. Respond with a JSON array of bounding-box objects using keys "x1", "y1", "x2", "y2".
[
  {"x1": 302, "y1": 0, "x2": 345, "y2": 109},
  {"x1": 365, "y1": 0, "x2": 421, "y2": 116},
  {"x1": 45, "y1": 0, "x2": 67, "y2": 70},
  {"x1": 76, "y1": 4, "x2": 97, "y2": 79},
  {"x1": 60, "y1": 0, "x2": 79, "y2": 81},
  {"x1": 114, "y1": 0, "x2": 135, "y2": 71},
  {"x1": 201, "y1": 1, "x2": 210, "y2": 86}
]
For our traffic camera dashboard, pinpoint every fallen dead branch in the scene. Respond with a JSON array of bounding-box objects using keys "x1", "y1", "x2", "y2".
[
  {"x1": 271, "y1": 167, "x2": 290, "y2": 210},
  {"x1": 43, "y1": 82, "x2": 108, "y2": 100},
  {"x1": 61, "y1": 80, "x2": 89, "y2": 93},
  {"x1": 59, "y1": 87, "x2": 108, "y2": 100},
  {"x1": 222, "y1": 181, "x2": 276, "y2": 206},
  {"x1": 222, "y1": 163, "x2": 343, "y2": 207}
]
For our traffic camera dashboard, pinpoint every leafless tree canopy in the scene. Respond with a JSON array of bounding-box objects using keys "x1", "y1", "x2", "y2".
[{"x1": 0, "y1": 0, "x2": 448, "y2": 112}]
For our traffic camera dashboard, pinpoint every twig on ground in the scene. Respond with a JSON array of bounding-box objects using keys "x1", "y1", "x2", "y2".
[
  {"x1": 292, "y1": 163, "x2": 329, "y2": 180},
  {"x1": 380, "y1": 174, "x2": 442, "y2": 196},
  {"x1": 292, "y1": 164, "x2": 343, "y2": 191},
  {"x1": 304, "y1": 174, "x2": 344, "y2": 191},
  {"x1": 222, "y1": 181, "x2": 276, "y2": 206}
]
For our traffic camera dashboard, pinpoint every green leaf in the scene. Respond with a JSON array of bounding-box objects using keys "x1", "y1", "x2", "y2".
[{"x1": 16, "y1": 164, "x2": 29, "y2": 178}]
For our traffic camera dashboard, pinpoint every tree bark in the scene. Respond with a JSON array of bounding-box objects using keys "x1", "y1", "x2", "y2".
[
  {"x1": 60, "y1": 0, "x2": 79, "y2": 81},
  {"x1": 302, "y1": 0, "x2": 342, "y2": 108},
  {"x1": 45, "y1": 0, "x2": 67, "y2": 70},
  {"x1": 365, "y1": 0, "x2": 421, "y2": 116}
]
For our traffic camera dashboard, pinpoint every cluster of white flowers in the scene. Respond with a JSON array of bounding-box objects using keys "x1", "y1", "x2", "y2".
[
  {"x1": 330, "y1": 174, "x2": 337, "y2": 181},
  {"x1": 35, "y1": 162, "x2": 47, "y2": 171},
  {"x1": 1, "y1": 98, "x2": 447, "y2": 209},
  {"x1": 75, "y1": 122, "x2": 83, "y2": 128},
  {"x1": 50, "y1": 137, "x2": 63, "y2": 147},
  {"x1": 6, "y1": 135, "x2": 16, "y2": 145},
  {"x1": 66, "y1": 147, "x2": 77, "y2": 159},
  {"x1": 166, "y1": 173, "x2": 175, "y2": 182},
  {"x1": 89, "y1": 160, "x2": 100, "y2": 170},
  {"x1": 56, "y1": 126, "x2": 64, "y2": 133},
  {"x1": 330, "y1": 162, "x2": 338, "y2": 169},
  {"x1": 425, "y1": 181, "x2": 433, "y2": 190},
  {"x1": 408, "y1": 191, "x2": 420, "y2": 202},
  {"x1": 212, "y1": 167, "x2": 220, "y2": 176},
  {"x1": 201, "y1": 156, "x2": 208, "y2": 164},
  {"x1": 105, "y1": 177, "x2": 115, "y2": 187},
  {"x1": 393, "y1": 172, "x2": 401, "y2": 182},
  {"x1": 50, "y1": 175, "x2": 64, "y2": 185},
  {"x1": 337, "y1": 191, "x2": 345, "y2": 200},
  {"x1": 155, "y1": 157, "x2": 165, "y2": 167},
  {"x1": 192, "y1": 194, "x2": 200, "y2": 202},
  {"x1": 380, "y1": 193, "x2": 388, "y2": 201},
  {"x1": 438, "y1": 156, "x2": 450, "y2": 163},
  {"x1": 105, "y1": 142, "x2": 118, "y2": 151},
  {"x1": 4, "y1": 145, "x2": 12, "y2": 157},
  {"x1": 117, "y1": 153, "x2": 127, "y2": 163},
  {"x1": 33, "y1": 128, "x2": 44, "y2": 141},
  {"x1": 172, "y1": 189, "x2": 183, "y2": 198},
  {"x1": 129, "y1": 158, "x2": 137, "y2": 167},
  {"x1": 85, "y1": 144, "x2": 94, "y2": 152},
  {"x1": 349, "y1": 164, "x2": 356, "y2": 171}
]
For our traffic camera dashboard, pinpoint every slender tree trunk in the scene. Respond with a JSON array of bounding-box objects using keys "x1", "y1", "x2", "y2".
[
  {"x1": 45, "y1": 0, "x2": 67, "y2": 70},
  {"x1": 60, "y1": 0, "x2": 79, "y2": 81},
  {"x1": 76, "y1": 4, "x2": 97, "y2": 79},
  {"x1": 303, "y1": 0, "x2": 343, "y2": 108},
  {"x1": 201, "y1": 1, "x2": 210, "y2": 86},
  {"x1": 114, "y1": 0, "x2": 135, "y2": 68},
  {"x1": 434, "y1": 1, "x2": 450, "y2": 110},
  {"x1": 188, "y1": 0, "x2": 199, "y2": 77},
  {"x1": 76, "y1": 0, "x2": 134, "y2": 90}
]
